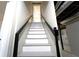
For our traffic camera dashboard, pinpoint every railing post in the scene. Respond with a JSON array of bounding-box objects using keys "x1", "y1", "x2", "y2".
[
  {"x1": 13, "y1": 33, "x2": 19, "y2": 57},
  {"x1": 53, "y1": 27, "x2": 60, "y2": 57}
]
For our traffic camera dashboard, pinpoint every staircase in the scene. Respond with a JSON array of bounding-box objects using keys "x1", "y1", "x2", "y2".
[{"x1": 18, "y1": 22, "x2": 56, "y2": 57}]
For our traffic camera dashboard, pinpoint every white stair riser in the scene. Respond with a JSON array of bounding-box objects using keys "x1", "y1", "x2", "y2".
[
  {"x1": 25, "y1": 39, "x2": 48, "y2": 44},
  {"x1": 27, "y1": 35, "x2": 47, "y2": 38},
  {"x1": 28, "y1": 31, "x2": 45, "y2": 34},
  {"x1": 29, "y1": 28, "x2": 44, "y2": 31}
]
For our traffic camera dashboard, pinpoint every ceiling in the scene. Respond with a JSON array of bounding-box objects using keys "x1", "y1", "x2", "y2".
[{"x1": 54, "y1": 1, "x2": 79, "y2": 22}]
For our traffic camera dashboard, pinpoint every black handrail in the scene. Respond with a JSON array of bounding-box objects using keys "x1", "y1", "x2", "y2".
[
  {"x1": 13, "y1": 15, "x2": 32, "y2": 57},
  {"x1": 42, "y1": 16, "x2": 60, "y2": 57}
]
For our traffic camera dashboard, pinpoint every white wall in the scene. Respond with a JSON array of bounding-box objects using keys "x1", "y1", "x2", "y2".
[
  {"x1": 0, "y1": 1, "x2": 17, "y2": 57},
  {"x1": 41, "y1": 1, "x2": 58, "y2": 29},
  {"x1": 42, "y1": 1, "x2": 62, "y2": 56},
  {"x1": 66, "y1": 20, "x2": 79, "y2": 56},
  {"x1": 15, "y1": 1, "x2": 32, "y2": 33},
  {"x1": 0, "y1": 1, "x2": 32, "y2": 57}
]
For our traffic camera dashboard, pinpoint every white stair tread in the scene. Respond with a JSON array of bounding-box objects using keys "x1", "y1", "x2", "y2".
[
  {"x1": 18, "y1": 52, "x2": 54, "y2": 57},
  {"x1": 23, "y1": 46, "x2": 51, "y2": 52},
  {"x1": 31, "y1": 24, "x2": 43, "y2": 27},
  {"x1": 18, "y1": 46, "x2": 55, "y2": 57},
  {"x1": 30, "y1": 26, "x2": 43, "y2": 28},
  {"x1": 25, "y1": 39, "x2": 48, "y2": 44},
  {"x1": 28, "y1": 31, "x2": 45, "y2": 34},
  {"x1": 31, "y1": 24, "x2": 42, "y2": 26},
  {"x1": 24, "y1": 44, "x2": 51, "y2": 46},
  {"x1": 29, "y1": 28, "x2": 44, "y2": 30},
  {"x1": 27, "y1": 35, "x2": 47, "y2": 38},
  {"x1": 30, "y1": 27, "x2": 43, "y2": 29}
]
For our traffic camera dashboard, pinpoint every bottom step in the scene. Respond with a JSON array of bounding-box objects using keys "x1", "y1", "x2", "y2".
[
  {"x1": 18, "y1": 52, "x2": 55, "y2": 57},
  {"x1": 18, "y1": 46, "x2": 56, "y2": 57}
]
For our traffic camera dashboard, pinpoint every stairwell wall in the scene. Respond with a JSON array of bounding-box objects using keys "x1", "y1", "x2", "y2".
[
  {"x1": 66, "y1": 18, "x2": 79, "y2": 56},
  {"x1": 41, "y1": 1, "x2": 62, "y2": 56},
  {"x1": 41, "y1": 1, "x2": 58, "y2": 29},
  {"x1": 15, "y1": 1, "x2": 32, "y2": 33},
  {"x1": 0, "y1": 1, "x2": 32, "y2": 57},
  {"x1": 0, "y1": 2, "x2": 17, "y2": 57}
]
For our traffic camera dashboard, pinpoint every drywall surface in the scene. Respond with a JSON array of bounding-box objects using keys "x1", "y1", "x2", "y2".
[
  {"x1": 41, "y1": 1, "x2": 58, "y2": 29},
  {"x1": 41, "y1": 1, "x2": 62, "y2": 56},
  {"x1": 0, "y1": 2, "x2": 17, "y2": 57},
  {"x1": 0, "y1": 1, "x2": 32, "y2": 57},
  {"x1": 66, "y1": 20, "x2": 79, "y2": 56},
  {"x1": 15, "y1": 1, "x2": 32, "y2": 33}
]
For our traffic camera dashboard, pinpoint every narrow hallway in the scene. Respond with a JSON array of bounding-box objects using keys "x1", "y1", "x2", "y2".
[{"x1": 17, "y1": 4, "x2": 57, "y2": 57}]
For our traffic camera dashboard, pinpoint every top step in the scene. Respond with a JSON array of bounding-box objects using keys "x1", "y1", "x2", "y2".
[{"x1": 29, "y1": 28, "x2": 44, "y2": 31}]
